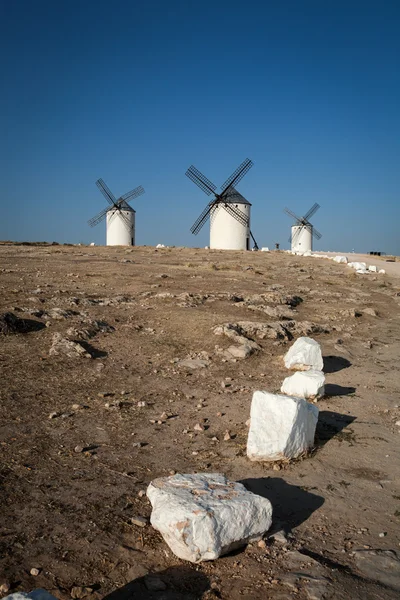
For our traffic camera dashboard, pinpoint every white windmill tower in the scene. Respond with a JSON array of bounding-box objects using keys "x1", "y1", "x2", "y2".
[
  {"x1": 186, "y1": 158, "x2": 258, "y2": 250},
  {"x1": 88, "y1": 178, "x2": 145, "y2": 246},
  {"x1": 284, "y1": 203, "x2": 322, "y2": 252}
]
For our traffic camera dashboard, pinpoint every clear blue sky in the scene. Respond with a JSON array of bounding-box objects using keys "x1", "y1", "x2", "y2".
[{"x1": 1, "y1": 0, "x2": 399, "y2": 253}]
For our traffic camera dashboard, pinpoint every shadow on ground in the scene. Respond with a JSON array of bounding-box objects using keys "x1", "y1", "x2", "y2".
[
  {"x1": 103, "y1": 565, "x2": 210, "y2": 600},
  {"x1": 0, "y1": 312, "x2": 46, "y2": 334},
  {"x1": 240, "y1": 477, "x2": 324, "y2": 533},
  {"x1": 316, "y1": 410, "x2": 356, "y2": 447},
  {"x1": 323, "y1": 355, "x2": 352, "y2": 373},
  {"x1": 78, "y1": 340, "x2": 108, "y2": 358},
  {"x1": 324, "y1": 383, "x2": 356, "y2": 397}
]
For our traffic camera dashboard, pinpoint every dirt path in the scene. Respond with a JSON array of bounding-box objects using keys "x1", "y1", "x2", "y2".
[
  {"x1": 0, "y1": 244, "x2": 399, "y2": 600},
  {"x1": 313, "y1": 251, "x2": 400, "y2": 278}
]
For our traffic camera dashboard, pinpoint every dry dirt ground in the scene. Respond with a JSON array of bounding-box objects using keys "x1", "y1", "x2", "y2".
[{"x1": 1, "y1": 244, "x2": 400, "y2": 600}]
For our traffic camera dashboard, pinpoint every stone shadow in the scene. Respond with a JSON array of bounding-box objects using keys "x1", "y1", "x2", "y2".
[
  {"x1": 315, "y1": 410, "x2": 356, "y2": 447},
  {"x1": 103, "y1": 565, "x2": 210, "y2": 600},
  {"x1": 324, "y1": 383, "x2": 356, "y2": 397},
  {"x1": 323, "y1": 355, "x2": 351, "y2": 373},
  {"x1": 78, "y1": 341, "x2": 108, "y2": 359},
  {"x1": 0, "y1": 312, "x2": 46, "y2": 335},
  {"x1": 240, "y1": 477, "x2": 324, "y2": 533}
]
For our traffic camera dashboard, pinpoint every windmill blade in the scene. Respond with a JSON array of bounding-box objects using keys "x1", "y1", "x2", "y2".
[
  {"x1": 186, "y1": 165, "x2": 217, "y2": 196},
  {"x1": 223, "y1": 203, "x2": 249, "y2": 227},
  {"x1": 190, "y1": 202, "x2": 214, "y2": 234},
  {"x1": 121, "y1": 185, "x2": 145, "y2": 203},
  {"x1": 284, "y1": 206, "x2": 303, "y2": 223},
  {"x1": 303, "y1": 202, "x2": 320, "y2": 221},
  {"x1": 88, "y1": 205, "x2": 109, "y2": 227},
  {"x1": 311, "y1": 226, "x2": 322, "y2": 240},
  {"x1": 220, "y1": 158, "x2": 253, "y2": 196},
  {"x1": 96, "y1": 179, "x2": 118, "y2": 206}
]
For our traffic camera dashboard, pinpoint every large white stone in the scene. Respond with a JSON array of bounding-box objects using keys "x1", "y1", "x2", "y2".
[
  {"x1": 247, "y1": 391, "x2": 319, "y2": 461},
  {"x1": 281, "y1": 370, "x2": 325, "y2": 400},
  {"x1": 283, "y1": 336, "x2": 323, "y2": 371},
  {"x1": 348, "y1": 261, "x2": 367, "y2": 270},
  {"x1": 147, "y1": 473, "x2": 272, "y2": 563},
  {"x1": 333, "y1": 255, "x2": 348, "y2": 264},
  {"x1": 368, "y1": 265, "x2": 377, "y2": 272},
  {"x1": 3, "y1": 592, "x2": 58, "y2": 600}
]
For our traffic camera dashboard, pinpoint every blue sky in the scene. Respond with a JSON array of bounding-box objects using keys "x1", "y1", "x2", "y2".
[{"x1": 1, "y1": 0, "x2": 399, "y2": 253}]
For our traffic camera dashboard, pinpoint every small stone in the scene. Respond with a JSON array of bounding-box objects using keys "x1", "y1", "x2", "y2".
[
  {"x1": 133, "y1": 442, "x2": 144, "y2": 448},
  {"x1": 194, "y1": 423, "x2": 204, "y2": 432},
  {"x1": 138, "y1": 490, "x2": 146, "y2": 497},
  {"x1": 49, "y1": 411, "x2": 59, "y2": 419},
  {"x1": 396, "y1": 421, "x2": 400, "y2": 427},
  {"x1": 30, "y1": 567, "x2": 40, "y2": 576},
  {"x1": 257, "y1": 539, "x2": 267, "y2": 549},
  {"x1": 137, "y1": 401, "x2": 146, "y2": 407},
  {"x1": 379, "y1": 532, "x2": 387, "y2": 538},
  {"x1": 223, "y1": 431, "x2": 232, "y2": 441},
  {"x1": 74, "y1": 445, "x2": 84, "y2": 453},
  {"x1": 131, "y1": 515, "x2": 148, "y2": 527},
  {"x1": 270, "y1": 530, "x2": 288, "y2": 544}
]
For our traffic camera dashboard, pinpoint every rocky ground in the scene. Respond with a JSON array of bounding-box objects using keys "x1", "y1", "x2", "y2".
[{"x1": 0, "y1": 243, "x2": 399, "y2": 600}]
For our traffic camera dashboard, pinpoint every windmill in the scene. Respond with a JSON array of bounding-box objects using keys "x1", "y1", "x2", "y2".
[
  {"x1": 283, "y1": 203, "x2": 322, "y2": 253},
  {"x1": 88, "y1": 178, "x2": 145, "y2": 246},
  {"x1": 185, "y1": 158, "x2": 258, "y2": 250}
]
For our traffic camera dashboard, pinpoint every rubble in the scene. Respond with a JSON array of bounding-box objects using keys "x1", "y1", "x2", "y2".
[
  {"x1": 147, "y1": 473, "x2": 273, "y2": 563},
  {"x1": 247, "y1": 391, "x2": 319, "y2": 461},
  {"x1": 284, "y1": 336, "x2": 324, "y2": 371},
  {"x1": 49, "y1": 333, "x2": 92, "y2": 358}
]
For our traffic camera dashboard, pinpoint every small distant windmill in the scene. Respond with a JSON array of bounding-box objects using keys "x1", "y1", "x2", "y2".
[
  {"x1": 185, "y1": 158, "x2": 258, "y2": 250},
  {"x1": 284, "y1": 203, "x2": 322, "y2": 252},
  {"x1": 88, "y1": 178, "x2": 145, "y2": 246}
]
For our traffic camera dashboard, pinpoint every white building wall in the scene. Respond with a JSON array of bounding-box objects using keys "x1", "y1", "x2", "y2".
[
  {"x1": 209, "y1": 203, "x2": 250, "y2": 250},
  {"x1": 106, "y1": 209, "x2": 135, "y2": 246},
  {"x1": 291, "y1": 225, "x2": 312, "y2": 252}
]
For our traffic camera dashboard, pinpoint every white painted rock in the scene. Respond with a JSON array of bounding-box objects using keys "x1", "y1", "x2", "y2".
[
  {"x1": 333, "y1": 256, "x2": 348, "y2": 264},
  {"x1": 368, "y1": 265, "x2": 377, "y2": 272},
  {"x1": 348, "y1": 261, "x2": 367, "y2": 270},
  {"x1": 261, "y1": 247, "x2": 269, "y2": 252},
  {"x1": 147, "y1": 473, "x2": 273, "y2": 563},
  {"x1": 281, "y1": 370, "x2": 325, "y2": 400},
  {"x1": 379, "y1": 269, "x2": 386, "y2": 274},
  {"x1": 284, "y1": 336, "x2": 323, "y2": 371},
  {"x1": 247, "y1": 391, "x2": 319, "y2": 461}
]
